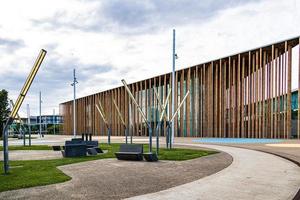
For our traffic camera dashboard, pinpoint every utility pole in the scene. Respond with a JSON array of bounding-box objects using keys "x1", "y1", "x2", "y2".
[
  {"x1": 53, "y1": 109, "x2": 55, "y2": 135},
  {"x1": 27, "y1": 104, "x2": 31, "y2": 146},
  {"x1": 71, "y1": 69, "x2": 78, "y2": 138},
  {"x1": 39, "y1": 91, "x2": 42, "y2": 137},
  {"x1": 171, "y1": 29, "x2": 176, "y2": 146}
]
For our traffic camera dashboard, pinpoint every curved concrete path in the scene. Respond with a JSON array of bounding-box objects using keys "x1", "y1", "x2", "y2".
[
  {"x1": 127, "y1": 143, "x2": 300, "y2": 200},
  {"x1": 0, "y1": 150, "x2": 62, "y2": 160}
]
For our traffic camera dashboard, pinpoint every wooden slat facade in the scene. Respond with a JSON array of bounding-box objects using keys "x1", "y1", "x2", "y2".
[{"x1": 60, "y1": 37, "x2": 300, "y2": 138}]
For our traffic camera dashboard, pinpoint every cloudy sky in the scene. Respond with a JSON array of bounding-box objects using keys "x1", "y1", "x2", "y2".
[{"x1": 0, "y1": 0, "x2": 299, "y2": 117}]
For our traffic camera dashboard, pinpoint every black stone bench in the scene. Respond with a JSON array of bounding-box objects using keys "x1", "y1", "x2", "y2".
[
  {"x1": 115, "y1": 144, "x2": 143, "y2": 161},
  {"x1": 143, "y1": 152, "x2": 158, "y2": 162},
  {"x1": 62, "y1": 139, "x2": 103, "y2": 157},
  {"x1": 85, "y1": 140, "x2": 98, "y2": 148},
  {"x1": 87, "y1": 148, "x2": 98, "y2": 155},
  {"x1": 52, "y1": 145, "x2": 61, "y2": 151},
  {"x1": 64, "y1": 140, "x2": 87, "y2": 157}
]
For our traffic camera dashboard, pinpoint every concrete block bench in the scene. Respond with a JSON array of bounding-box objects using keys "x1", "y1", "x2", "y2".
[{"x1": 115, "y1": 144, "x2": 143, "y2": 161}]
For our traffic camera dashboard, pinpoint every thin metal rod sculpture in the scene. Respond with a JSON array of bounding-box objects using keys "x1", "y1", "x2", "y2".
[
  {"x1": 153, "y1": 88, "x2": 171, "y2": 154},
  {"x1": 112, "y1": 98, "x2": 128, "y2": 144},
  {"x1": 129, "y1": 103, "x2": 133, "y2": 144},
  {"x1": 95, "y1": 101, "x2": 111, "y2": 144},
  {"x1": 122, "y1": 79, "x2": 153, "y2": 152},
  {"x1": 9, "y1": 99, "x2": 26, "y2": 146},
  {"x1": 3, "y1": 49, "x2": 46, "y2": 174},
  {"x1": 167, "y1": 90, "x2": 190, "y2": 148}
]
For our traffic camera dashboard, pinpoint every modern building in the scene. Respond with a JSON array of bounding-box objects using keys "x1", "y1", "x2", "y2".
[
  {"x1": 10, "y1": 115, "x2": 63, "y2": 135},
  {"x1": 60, "y1": 36, "x2": 300, "y2": 139}
]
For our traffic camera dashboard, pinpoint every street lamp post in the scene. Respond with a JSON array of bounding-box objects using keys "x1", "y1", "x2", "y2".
[
  {"x1": 171, "y1": 29, "x2": 176, "y2": 146},
  {"x1": 71, "y1": 69, "x2": 78, "y2": 138}
]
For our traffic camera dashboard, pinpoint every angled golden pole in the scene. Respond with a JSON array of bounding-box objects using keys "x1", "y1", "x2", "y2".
[
  {"x1": 153, "y1": 88, "x2": 170, "y2": 121},
  {"x1": 95, "y1": 104, "x2": 109, "y2": 128},
  {"x1": 98, "y1": 100, "x2": 106, "y2": 119},
  {"x1": 112, "y1": 98, "x2": 126, "y2": 127},
  {"x1": 3, "y1": 49, "x2": 47, "y2": 174},
  {"x1": 122, "y1": 80, "x2": 149, "y2": 125},
  {"x1": 112, "y1": 97, "x2": 128, "y2": 143},
  {"x1": 95, "y1": 103, "x2": 111, "y2": 144},
  {"x1": 122, "y1": 79, "x2": 154, "y2": 153},
  {"x1": 170, "y1": 90, "x2": 189, "y2": 123},
  {"x1": 155, "y1": 88, "x2": 171, "y2": 154},
  {"x1": 10, "y1": 50, "x2": 47, "y2": 119},
  {"x1": 166, "y1": 90, "x2": 189, "y2": 149}
]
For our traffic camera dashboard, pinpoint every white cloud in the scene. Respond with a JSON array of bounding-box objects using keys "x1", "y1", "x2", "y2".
[{"x1": 0, "y1": 0, "x2": 299, "y2": 117}]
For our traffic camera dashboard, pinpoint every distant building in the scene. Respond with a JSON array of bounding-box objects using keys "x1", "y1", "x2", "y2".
[
  {"x1": 10, "y1": 115, "x2": 63, "y2": 135},
  {"x1": 25, "y1": 115, "x2": 63, "y2": 125}
]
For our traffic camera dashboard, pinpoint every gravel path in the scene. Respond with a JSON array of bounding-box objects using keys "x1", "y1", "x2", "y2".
[{"x1": 0, "y1": 149, "x2": 231, "y2": 200}]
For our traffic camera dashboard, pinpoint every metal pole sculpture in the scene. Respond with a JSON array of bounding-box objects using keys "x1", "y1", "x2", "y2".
[
  {"x1": 153, "y1": 88, "x2": 171, "y2": 154},
  {"x1": 9, "y1": 99, "x2": 26, "y2": 146},
  {"x1": 39, "y1": 91, "x2": 42, "y2": 137},
  {"x1": 171, "y1": 29, "x2": 176, "y2": 148},
  {"x1": 95, "y1": 101, "x2": 111, "y2": 144},
  {"x1": 129, "y1": 103, "x2": 133, "y2": 144},
  {"x1": 53, "y1": 109, "x2": 56, "y2": 135},
  {"x1": 112, "y1": 98, "x2": 127, "y2": 144},
  {"x1": 3, "y1": 49, "x2": 47, "y2": 174},
  {"x1": 27, "y1": 104, "x2": 31, "y2": 146},
  {"x1": 122, "y1": 79, "x2": 153, "y2": 153},
  {"x1": 167, "y1": 90, "x2": 189, "y2": 149},
  {"x1": 71, "y1": 69, "x2": 78, "y2": 138}
]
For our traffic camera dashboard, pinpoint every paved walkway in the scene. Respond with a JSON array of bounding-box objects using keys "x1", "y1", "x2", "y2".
[
  {"x1": 0, "y1": 150, "x2": 62, "y2": 160},
  {"x1": 0, "y1": 150, "x2": 231, "y2": 200},
  {"x1": 127, "y1": 143, "x2": 300, "y2": 200}
]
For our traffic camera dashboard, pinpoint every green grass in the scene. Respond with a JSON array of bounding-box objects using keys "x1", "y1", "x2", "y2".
[
  {"x1": 0, "y1": 145, "x2": 52, "y2": 151},
  {"x1": 0, "y1": 143, "x2": 217, "y2": 192}
]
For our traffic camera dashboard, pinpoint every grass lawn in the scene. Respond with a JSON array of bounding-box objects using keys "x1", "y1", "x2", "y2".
[
  {"x1": 0, "y1": 143, "x2": 217, "y2": 192},
  {"x1": 0, "y1": 145, "x2": 52, "y2": 151}
]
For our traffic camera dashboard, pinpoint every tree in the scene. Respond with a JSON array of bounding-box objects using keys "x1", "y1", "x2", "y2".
[{"x1": 0, "y1": 89, "x2": 10, "y2": 137}]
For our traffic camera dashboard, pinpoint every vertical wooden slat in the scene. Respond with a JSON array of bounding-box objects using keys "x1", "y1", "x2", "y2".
[
  {"x1": 237, "y1": 55, "x2": 241, "y2": 137},
  {"x1": 187, "y1": 68, "x2": 191, "y2": 137},
  {"x1": 175, "y1": 72, "x2": 178, "y2": 137},
  {"x1": 149, "y1": 79, "x2": 152, "y2": 135},
  {"x1": 260, "y1": 48, "x2": 264, "y2": 138},
  {"x1": 224, "y1": 61, "x2": 227, "y2": 137},
  {"x1": 208, "y1": 62, "x2": 214, "y2": 137},
  {"x1": 271, "y1": 45, "x2": 274, "y2": 138},
  {"x1": 284, "y1": 42, "x2": 287, "y2": 138},
  {"x1": 287, "y1": 44, "x2": 292, "y2": 139},
  {"x1": 233, "y1": 58, "x2": 236, "y2": 138},
  {"x1": 200, "y1": 66, "x2": 203, "y2": 137},
  {"x1": 219, "y1": 60, "x2": 223, "y2": 137},
  {"x1": 279, "y1": 51, "x2": 283, "y2": 138},
  {"x1": 180, "y1": 70, "x2": 184, "y2": 137},
  {"x1": 214, "y1": 62, "x2": 218, "y2": 137},
  {"x1": 248, "y1": 52, "x2": 251, "y2": 138},
  {"x1": 274, "y1": 48, "x2": 278, "y2": 138},
  {"x1": 262, "y1": 51, "x2": 266, "y2": 138},
  {"x1": 241, "y1": 56, "x2": 245, "y2": 137},
  {"x1": 252, "y1": 53, "x2": 255, "y2": 138},
  {"x1": 255, "y1": 51, "x2": 259, "y2": 138},
  {"x1": 195, "y1": 66, "x2": 199, "y2": 137},
  {"x1": 298, "y1": 38, "x2": 300, "y2": 139},
  {"x1": 228, "y1": 57, "x2": 232, "y2": 137}
]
